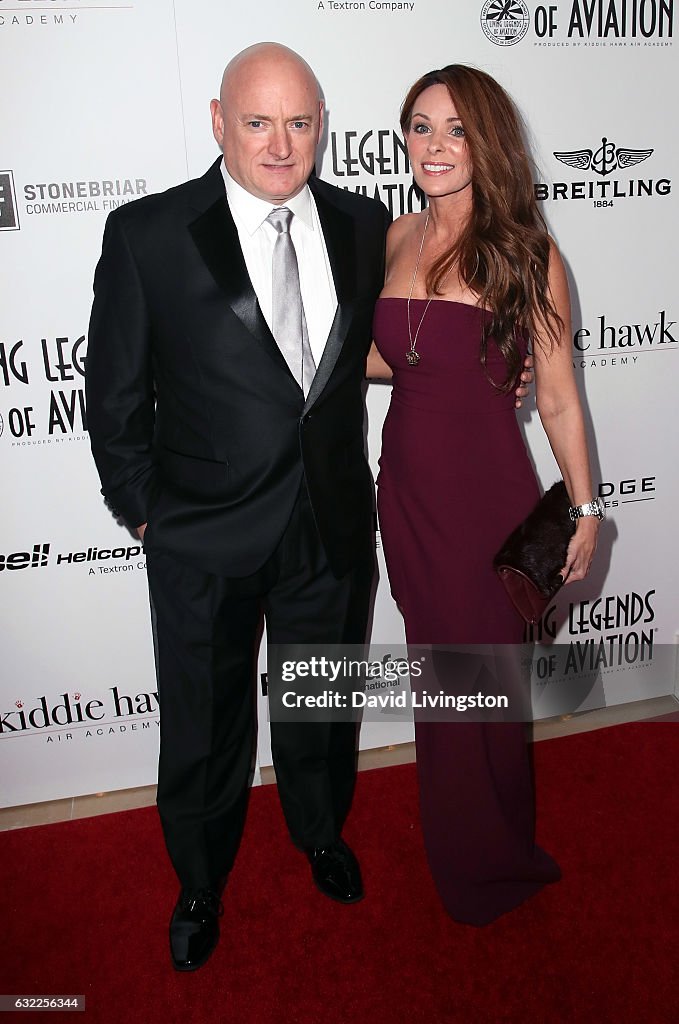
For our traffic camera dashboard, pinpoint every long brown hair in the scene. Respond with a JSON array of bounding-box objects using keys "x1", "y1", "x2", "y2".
[{"x1": 401, "y1": 65, "x2": 561, "y2": 390}]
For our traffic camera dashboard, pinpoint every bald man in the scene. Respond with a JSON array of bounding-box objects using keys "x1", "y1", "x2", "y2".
[{"x1": 86, "y1": 43, "x2": 390, "y2": 970}]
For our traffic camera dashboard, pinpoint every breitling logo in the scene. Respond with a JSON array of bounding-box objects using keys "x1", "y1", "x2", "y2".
[
  {"x1": 535, "y1": 137, "x2": 669, "y2": 205},
  {"x1": 553, "y1": 138, "x2": 653, "y2": 176}
]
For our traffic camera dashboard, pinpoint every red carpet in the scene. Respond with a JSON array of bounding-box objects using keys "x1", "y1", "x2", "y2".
[{"x1": 2, "y1": 722, "x2": 677, "y2": 1023}]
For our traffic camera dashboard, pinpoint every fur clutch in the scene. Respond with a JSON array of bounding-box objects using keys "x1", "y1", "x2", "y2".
[{"x1": 493, "y1": 481, "x2": 576, "y2": 624}]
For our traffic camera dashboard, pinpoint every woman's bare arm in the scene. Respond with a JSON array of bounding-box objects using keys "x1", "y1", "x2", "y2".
[{"x1": 533, "y1": 241, "x2": 599, "y2": 583}]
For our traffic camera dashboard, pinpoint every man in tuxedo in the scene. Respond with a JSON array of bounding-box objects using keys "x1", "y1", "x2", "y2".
[{"x1": 86, "y1": 42, "x2": 390, "y2": 972}]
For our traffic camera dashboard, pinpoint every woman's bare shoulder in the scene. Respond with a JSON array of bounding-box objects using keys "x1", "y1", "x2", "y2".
[
  {"x1": 386, "y1": 211, "x2": 424, "y2": 256},
  {"x1": 387, "y1": 211, "x2": 423, "y2": 239}
]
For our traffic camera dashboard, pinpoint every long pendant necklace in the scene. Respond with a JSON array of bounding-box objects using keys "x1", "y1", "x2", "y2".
[{"x1": 406, "y1": 213, "x2": 453, "y2": 367}]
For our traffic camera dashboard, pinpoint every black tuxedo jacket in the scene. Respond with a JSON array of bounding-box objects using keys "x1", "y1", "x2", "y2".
[{"x1": 86, "y1": 159, "x2": 390, "y2": 578}]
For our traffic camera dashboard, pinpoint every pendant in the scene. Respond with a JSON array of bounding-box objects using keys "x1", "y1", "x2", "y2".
[{"x1": 406, "y1": 350, "x2": 420, "y2": 366}]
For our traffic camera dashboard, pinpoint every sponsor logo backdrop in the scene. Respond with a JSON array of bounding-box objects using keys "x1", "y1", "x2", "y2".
[{"x1": 1, "y1": 0, "x2": 676, "y2": 805}]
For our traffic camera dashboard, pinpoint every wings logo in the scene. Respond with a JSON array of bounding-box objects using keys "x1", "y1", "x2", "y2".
[
  {"x1": 534, "y1": 136, "x2": 670, "y2": 204},
  {"x1": 554, "y1": 138, "x2": 653, "y2": 176}
]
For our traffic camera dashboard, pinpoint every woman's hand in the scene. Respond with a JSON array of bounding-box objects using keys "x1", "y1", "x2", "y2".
[
  {"x1": 560, "y1": 517, "x2": 599, "y2": 583},
  {"x1": 514, "y1": 353, "x2": 534, "y2": 409},
  {"x1": 366, "y1": 342, "x2": 393, "y2": 380}
]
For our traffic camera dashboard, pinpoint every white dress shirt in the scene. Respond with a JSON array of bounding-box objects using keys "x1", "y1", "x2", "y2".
[{"x1": 220, "y1": 161, "x2": 338, "y2": 368}]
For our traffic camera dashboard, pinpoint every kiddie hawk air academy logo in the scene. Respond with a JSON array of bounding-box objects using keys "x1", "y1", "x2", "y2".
[
  {"x1": 0, "y1": 687, "x2": 159, "y2": 743},
  {"x1": 481, "y1": 0, "x2": 530, "y2": 45},
  {"x1": 571, "y1": 308, "x2": 676, "y2": 370},
  {"x1": 0, "y1": 1, "x2": 135, "y2": 30}
]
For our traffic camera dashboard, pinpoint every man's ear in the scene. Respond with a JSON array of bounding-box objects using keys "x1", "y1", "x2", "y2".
[
  {"x1": 317, "y1": 100, "x2": 324, "y2": 143},
  {"x1": 210, "y1": 99, "x2": 225, "y2": 148}
]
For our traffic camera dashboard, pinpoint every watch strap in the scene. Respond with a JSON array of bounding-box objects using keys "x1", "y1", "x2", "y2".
[{"x1": 568, "y1": 498, "x2": 604, "y2": 521}]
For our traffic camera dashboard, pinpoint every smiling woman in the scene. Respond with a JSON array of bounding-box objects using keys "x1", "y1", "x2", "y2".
[
  {"x1": 394, "y1": 65, "x2": 562, "y2": 384},
  {"x1": 406, "y1": 95, "x2": 471, "y2": 198},
  {"x1": 369, "y1": 63, "x2": 601, "y2": 927}
]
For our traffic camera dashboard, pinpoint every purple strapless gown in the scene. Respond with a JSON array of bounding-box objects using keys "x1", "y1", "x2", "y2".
[{"x1": 374, "y1": 297, "x2": 561, "y2": 925}]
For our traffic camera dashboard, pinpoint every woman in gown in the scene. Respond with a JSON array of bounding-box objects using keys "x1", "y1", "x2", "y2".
[{"x1": 367, "y1": 66, "x2": 600, "y2": 925}]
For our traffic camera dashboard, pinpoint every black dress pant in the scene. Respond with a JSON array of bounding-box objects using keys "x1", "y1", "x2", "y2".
[{"x1": 145, "y1": 485, "x2": 373, "y2": 890}]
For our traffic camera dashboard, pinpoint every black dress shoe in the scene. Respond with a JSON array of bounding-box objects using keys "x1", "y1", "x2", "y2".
[
  {"x1": 306, "y1": 838, "x2": 364, "y2": 903},
  {"x1": 169, "y1": 888, "x2": 223, "y2": 972}
]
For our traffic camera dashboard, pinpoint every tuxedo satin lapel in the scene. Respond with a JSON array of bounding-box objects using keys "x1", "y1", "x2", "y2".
[
  {"x1": 303, "y1": 184, "x2": 357, "y2": 413},
  {"x1": 188, "y1": 195, "x2": 292, "y2": 378}
]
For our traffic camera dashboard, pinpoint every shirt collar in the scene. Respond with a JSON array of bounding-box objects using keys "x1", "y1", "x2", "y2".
[{"x1": 220, "y1": 159, "x2": 315, "y2": 235}]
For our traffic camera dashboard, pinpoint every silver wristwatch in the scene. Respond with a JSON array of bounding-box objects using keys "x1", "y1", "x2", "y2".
[{"x1": 568, "y1": 497, "x2": 605, "y2": 522}]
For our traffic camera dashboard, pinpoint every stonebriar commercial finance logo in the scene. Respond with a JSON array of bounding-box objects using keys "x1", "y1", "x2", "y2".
[
  {"x1": 0, "y1": 171, "x2": 19, "y2": 230},
  {"x1": 0, "y1": 171, "x2": 148, "y2": 223},
  {"x1": 481, "y1": 0, "x2": 530, "y2": 45}
]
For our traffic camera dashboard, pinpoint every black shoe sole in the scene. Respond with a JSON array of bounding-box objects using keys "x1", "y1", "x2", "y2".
[
  {"x1": 171, "y1": 939, "x2": 219, "y2": 972},
  {"x1": 172, "y1": 956, "x2": 214, "y2": 972},
  {"x1": 311, "y1": 876, "x2": 365, "y2": 904}
]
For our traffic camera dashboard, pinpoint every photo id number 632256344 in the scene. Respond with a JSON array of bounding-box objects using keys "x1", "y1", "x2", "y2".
[{"x1": 1, "y1": 996, "x2": 85, "y2": 1012}]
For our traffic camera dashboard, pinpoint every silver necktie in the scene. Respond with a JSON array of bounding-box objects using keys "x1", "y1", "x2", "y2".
[{"x1": 266, "y1": 207, "x2": 316, "y2": 397}]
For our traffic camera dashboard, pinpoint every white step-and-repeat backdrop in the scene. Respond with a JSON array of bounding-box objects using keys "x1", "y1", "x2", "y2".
[{"x1": 1, "y1": 1, "x2": 676, "y2": 806}]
